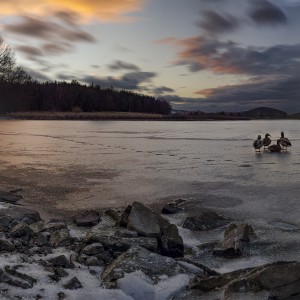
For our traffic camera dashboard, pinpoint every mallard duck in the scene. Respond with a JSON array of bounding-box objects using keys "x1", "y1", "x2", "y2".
[
  {"x1": 268, "y1": 139, "x2": 281, "y2": 152},
  {"x1": 262, "y1": 133, "x2": 271, "y2": 149},
  {"x1": 279, "y1": 131, "x2": 291, "y2": 150},
  {"x1": 253, "y1": 135, "x2": 263, "y2": 152}
]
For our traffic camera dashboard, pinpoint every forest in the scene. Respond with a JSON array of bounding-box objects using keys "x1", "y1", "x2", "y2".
[{"x1": 0, "y1": 37, "x2": 171, "y2": 115}]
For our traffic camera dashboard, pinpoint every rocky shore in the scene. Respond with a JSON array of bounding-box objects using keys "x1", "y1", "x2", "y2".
[{"x1": 0, "y1": 190, "x2": 299, "y2": 299}]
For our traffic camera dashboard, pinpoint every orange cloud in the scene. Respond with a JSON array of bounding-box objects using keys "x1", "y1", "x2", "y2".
[{"x1": 0, "y1": 0, "x2": 144, "y2": 22}]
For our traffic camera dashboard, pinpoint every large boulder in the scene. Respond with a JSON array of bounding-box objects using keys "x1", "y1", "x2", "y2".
[
  {"x1": 86, "y1": 233, "x2": 158, "y2": 253},
  {"x1": 161, "y1": 203, "x2": 184, "y2": 214},
  {"x1": 101, "y1": 246, "x2": 187, "y2": 287},
  {"x1": 127, "y1": 202, "x2": 161, "y2": 238},
  {"x1": 213, "y1": 223, "x2": 255, "y2": 258},
  {"x1": 10, "y1": 222, "x2": 33, "y2": 241},
  {"x1": 191, "y1": 261, "x2": 300, "y2": 299},
  {"x1": 183, "y1": 210, "x2": 229, "y2": 231}
]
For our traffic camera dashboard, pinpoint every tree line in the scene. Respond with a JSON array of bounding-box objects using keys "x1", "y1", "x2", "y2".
[{"x1": 0, "y1": 38, "x2": 171, "y2": 115}]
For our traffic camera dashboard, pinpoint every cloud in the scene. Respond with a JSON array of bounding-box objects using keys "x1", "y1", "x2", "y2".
[
  {"x1": 0, "y1": 0, "x2": 144, "y2": 22},
  {"x1": 249, "y1": 0, "x2": 288, "y2": 25},
  {"x1": 82, "y1": 71, "x2": 157, "y2": 90},
  {"x1": 4, "y1": 15, "x2": 95, "y2": 43},
  {"x1": 15, "y1": 45, "x2": 43, "y2": 58},
  {"x1": 24, "y1": 68, "x2": 50, "y2": 81},
  {"x1": 42, "y1": 42, "x2": 72, "y2": 54},
  {"x1": 108, "y1": 60, "x2": 140, "y2": 72},
  {"x1": 198, "y1": 10, "x2": 239, "y2": 34},
  {"x1": 152, "y1": 86, "x2": 175, "y2": 95},
  {"x1": 165, "y1": 35, "x2": 300, "y2": 76}
]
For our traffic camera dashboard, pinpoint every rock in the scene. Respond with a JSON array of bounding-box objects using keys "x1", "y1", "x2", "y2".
[
  {"x1": 114, "y1": 228, "x2": 138, "y2": 238},
  {"x1": 0, "y1": 191, "x2": 22, "y2": 204},
  {"x1": 85, "y1": 256, "x2": 105, "y2": 267},
  {"x1": 87, "y1": 233, "x2": 158, "y2": 253},
  {"x1": 191, "y1": 261, "x2": 300, "y2": 300},
  {"x1": 127, "y1": 202, "x2": 161, "y2": 238},
  {"x1": 74, "y1": 210, "x2": 101, "y2": 227},
  {"x1": 0, "y1": 267, "x2": 37, "y2": 289},
  {"x1": 0, "y1": 238, "x2": 15, "y2": 252},
  {"x1": 42, "y1": 220, "x2": 67, "y2": 232},
  {"x1": 105, "y1": 209, "x2": 121, "y2": 223},
  {"x1": 173, "y1": 289, "x2": 205, "y2": 299},
  {"x1": 183, "y1": 211, "x2": 229, "y2": 231},
  {"x1": 95, "y1": 251, "x2": 113, "y2": 265},
  {"x1": 36, "y1": 232, "x2": 50, "y2": 247},
  {"x1": 29, "y1": 221, "x2": 45, "y2": 234},
  {"x1": 49, "y1": 228, "x2": 69, "y2": 247},
  {"x1": 225, "y1": 261, "x2": 300, "y2": 298},
  {"x1": 58, "y1": 292, "x2": 66, "y2": 299},
  {"x1": 48, "y1": 255, "x2": 71, "y2": 268},
  {"x1": 161, "y1": 224, "x2": 184, "y2": 257},
  {"x1": 101, "y1": 246, "x2": 187, "y2": 287},
  {"x1": 54, "y1": 268, "x2": 68, "y2": 278},
  {"x1": 119, "y1": 205, "x2": 131, "y2": 227},
  {"x1": 63, "y1": 277, "x2": 82, "y2": 290},
  {"x1": 162, "y1": 203, "x2": 184, "y2": 214},
  {"x1": 81, "y1": 243, "x2": 104, "y2": 256},
  {"x1": 0, "y1": 207, "x2": 41, "y2": 229},
  {"x1": 213, "y1": 223, "x2": 255, "y2": 258},
  {"x1": 10, "y1": 222, "x2": 33, "y2": 241}
]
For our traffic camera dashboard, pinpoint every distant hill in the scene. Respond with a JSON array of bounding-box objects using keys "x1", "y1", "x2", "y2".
[
  {"x1": 237, "y1": 107, "x2": 287, "y2": 119},
  {"x1": 289, "y1": 112, "x2": 300, "y2": 119}
]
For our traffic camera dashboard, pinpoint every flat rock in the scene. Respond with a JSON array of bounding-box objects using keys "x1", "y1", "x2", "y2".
[
  {"x1": 74, "y1": 211, "x2": 101, "y2": 227},
  {"x1": 119, "y1": 205, "x2": 132, "y2": 227},
  {"x1": 213, "y1": 223, "x2": 255, "y2": 258},
  {"x1": 101, "y1": 246, "x2": 187, "y2": 286},
  {"x1": 86, "y1": 233, "x2": 158, "y2": 253},
  {"x1": 127, "y1": 202, "x2": 161, "y2": 238},
  {"x1": 0, "y1": 267, "x2": 37, "y2": 289},
  {"x1": 161, "y1": 203, "x2": 184, "y2": 214},
  {"x1": 81, "y1": 243, "x2": 104, "y2": 256},
  {"x1": 49, "y1": 228, "x2": 69, "y2": 248},
  {"x1": 183, "y1": 211, "x2": 229, "y2": 231}
]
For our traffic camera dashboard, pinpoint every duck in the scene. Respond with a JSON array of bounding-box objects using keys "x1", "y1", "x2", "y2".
[
  {"x1": 268, "y1": 139, "x2": 282, "y2": 152},
  {"x1": 279, "y1": 131, "x2": 292, "y2": 150},
  {"x1": 262, "y1": 133, "x2": 271, "y2": 150},
  {"x1": 253, "y1": 135, "x2": 263, "y2": 152}
]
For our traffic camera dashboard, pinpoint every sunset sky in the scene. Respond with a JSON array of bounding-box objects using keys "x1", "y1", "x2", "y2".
[{"x1": 1, "y1": 0, "x2": 300, "y2": 113}]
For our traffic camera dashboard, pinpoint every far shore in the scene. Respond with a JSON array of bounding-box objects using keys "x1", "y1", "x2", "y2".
[{"x1": 0, "y1": 111, "x2": 250, "y2": 121}]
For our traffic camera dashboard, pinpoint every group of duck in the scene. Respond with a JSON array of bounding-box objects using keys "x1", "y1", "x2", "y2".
[{"x1": 253, "y1": 131, "x2": 292, "y2": 153}]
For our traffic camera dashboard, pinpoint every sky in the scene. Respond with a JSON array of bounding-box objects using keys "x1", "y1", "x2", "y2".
[{"x1": 1, "y1": 0, "x2": 300, "y2": 113}]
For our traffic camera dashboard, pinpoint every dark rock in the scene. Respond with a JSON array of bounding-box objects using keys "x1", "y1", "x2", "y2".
[
  {"x1": 0, "y1": 267, "x2": 37, "y2": 289},
  {"x1": 161, "y1": 203, "x2": 183, "y2": 214},
  {"x1": 55, "y1": 268, "x2": 68, "y2": 278},
  {"x1": 63, "y1": 277, "x2": 82, "y2": 290},
  {"x1": 58, "y1": 292, "x2": 66, "y2": 299},
  {"x1": 101, "y1": 246, "x2": 187, "y2": 287},
  {"x1": 74, "y1": 210, "x2": 101, "y2": 227},
  {"x1": 85, "y1": 256, "x2": 105, "y2": 266},
  {"x1": 213, "y1": 223, "x2": 255, "y2": 258},
  {"x1": 81, "y1": 243, "x2": 104, "y2": 256},
  {"x1": 183, "y1": 211, "x2": 229, "y2": 231},
  {"x1": 95, "y1": 251, "x2": 113, "y2": 265},
  {"x1": 0, "y1": 238, "x2": 15, "y2": 252},
  {"x1": 36, "y1": 232, "x2": 50, "y2": 247},
  {"x1": 0, "y1": 207, "x2": 41, "y2": 229},
  {"x1": 42, "y1": 220, "x2": 67, "y2": 232},
  {"x1": 0, "y1": 191, "x2": 22, "y2": 204},
  {"x1": 161, "y1": 224, "x2": 184, "y2": 257},
  {"x1": 173, "y1": 289, "x2": 205, "y2": 299},
  {"x1": 127, "y1": 202, "x2": 161, "y2": 238},
  {"x1": 10, "y1": 222, "x2": 33, "y2": 241},
  {"x1": 119, "y1": 205, "x2": 131, "y2": 227},
  {"x1": 49, "y1": 228, "x2": 69, "y2": 248},
  {"x1": 87, "y1": 233, "x2": 158, "y2": 253},
  {"x1": 114, "y1": 228, "x2": 138, "y2": 238},
  {"x1": 29, "y1": 221, "x2": 45, "y2": 234},
  {"x1": 48, "y1": 255, "x2": 70, "y2": 268}
]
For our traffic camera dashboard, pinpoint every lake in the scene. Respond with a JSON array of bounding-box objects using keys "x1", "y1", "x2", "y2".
[{"x1": 0, "y1": 119, "x2": 300, "y2": 265}]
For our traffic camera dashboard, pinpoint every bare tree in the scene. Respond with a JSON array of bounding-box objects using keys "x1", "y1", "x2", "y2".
[{"x1": 0, "y1": 37, "x2": 31, "y2": 83}]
